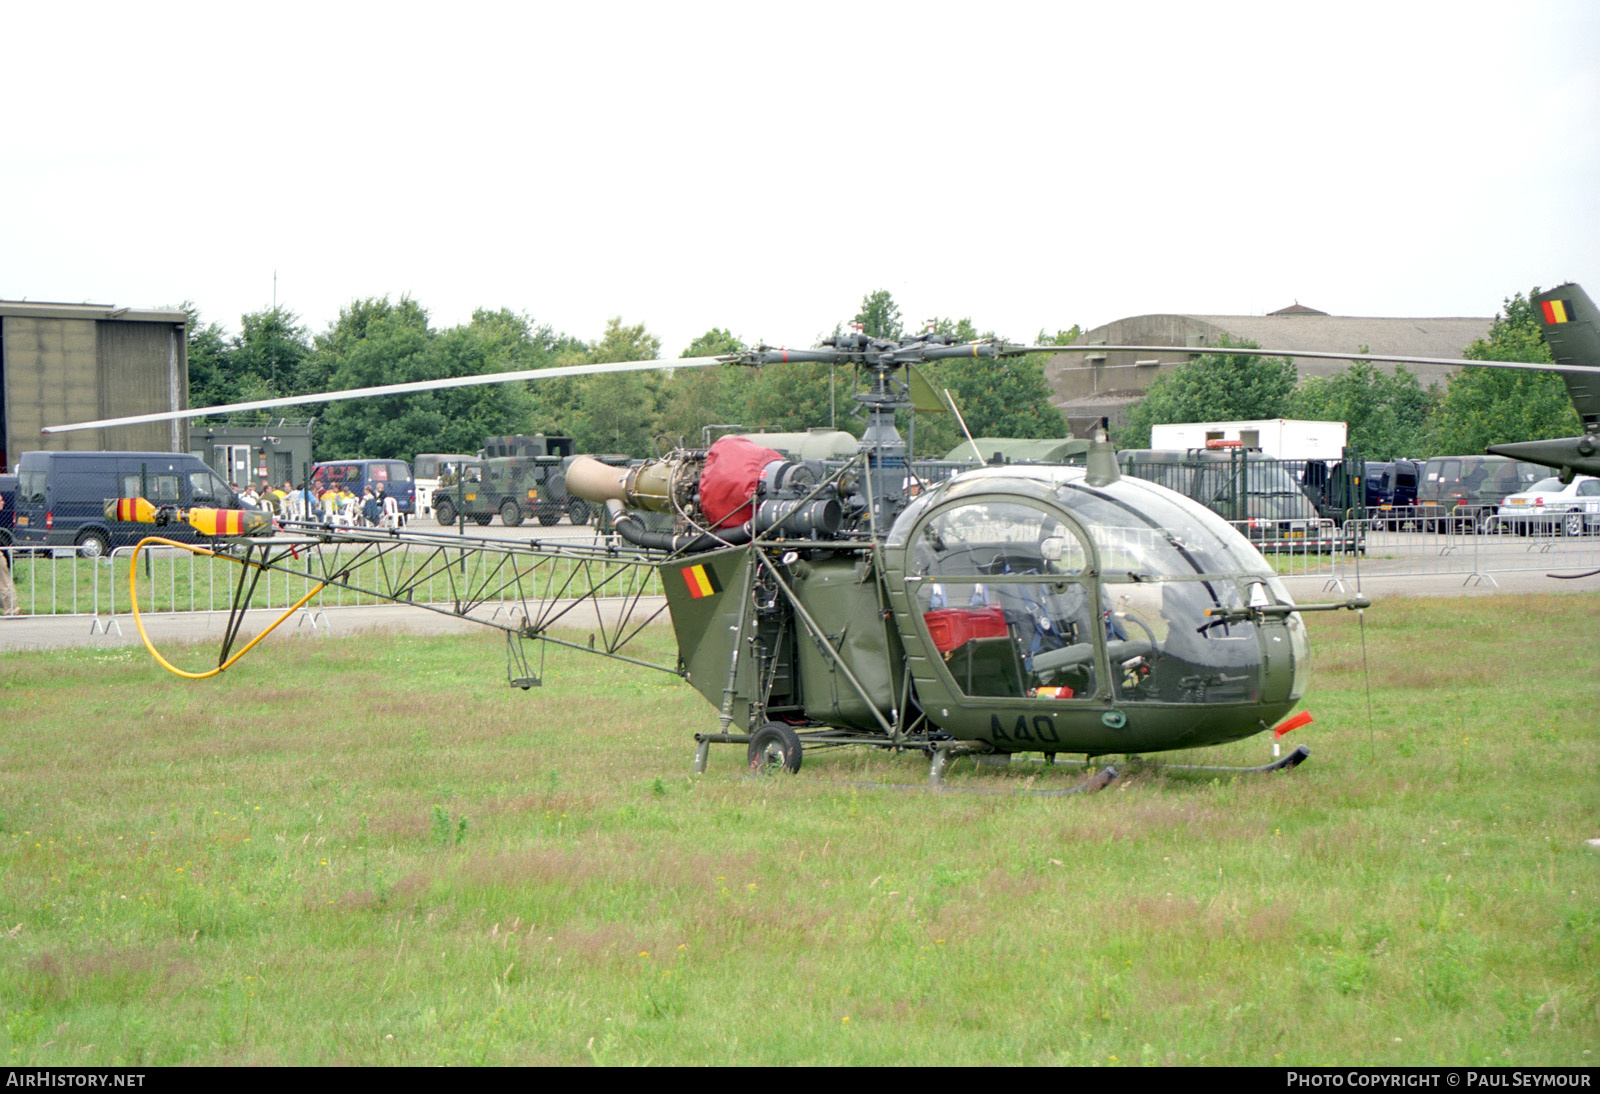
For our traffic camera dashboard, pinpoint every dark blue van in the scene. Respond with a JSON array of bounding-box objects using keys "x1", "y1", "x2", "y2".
[
  {"x1": 0, "y1": 474, "x2": 16, "y2": 550},
  {"x1": 12, "y1": 451, "x2": 244, "y2": 558},
  {"x1": 309, "y1": 459, "x2": 415, "y2": 515}
]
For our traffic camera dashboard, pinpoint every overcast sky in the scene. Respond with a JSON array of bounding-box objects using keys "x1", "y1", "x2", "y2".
[{"x1": 5, "y1": 1, "x2": 1596, "y2": 358}]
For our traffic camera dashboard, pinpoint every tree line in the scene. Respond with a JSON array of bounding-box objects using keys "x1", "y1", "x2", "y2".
[
  {"x1": 184, "y1": 287, "x2": 1577, "y2": 465},
  {"x1": 182, "y1": 290, "x2": 1069, "y2": 462}
]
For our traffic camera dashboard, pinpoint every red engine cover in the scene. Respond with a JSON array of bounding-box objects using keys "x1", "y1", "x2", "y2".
[{"x1": 699, "y1": 436, "x2": 783, "y2": 529}]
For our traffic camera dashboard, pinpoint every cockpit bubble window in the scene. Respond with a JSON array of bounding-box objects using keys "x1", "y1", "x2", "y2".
[
  {"x1": 915, "y1": 579, "x2": 1106, "y2": 699},
  {"x1": 911, "y1": 500, "x2": 1101, "y2": 699},
  {"x1": 1265, "y1": 576, "x2": 1311, "y2": 701},
  {"x1": 913, "y1": 500, "x2": 1089, "y2": 578},
  {"x1": 1052, "y1": 479, "x2": 1275, "y2": 579},
  {"x1": 1103, "y1": 578, "x2": 1264, "y2": 703}
]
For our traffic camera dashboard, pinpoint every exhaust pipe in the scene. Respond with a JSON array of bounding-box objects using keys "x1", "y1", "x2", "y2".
[{"x1": 566, "y1": 456, "x2": 677, "y2": 513}]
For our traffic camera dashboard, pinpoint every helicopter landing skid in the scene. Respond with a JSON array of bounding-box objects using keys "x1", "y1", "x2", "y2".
[
  {"x1": 1084, "y1": 744, "x2": 1311, "y2": 777},
  {"x1": 692, "y1": 731, "x2": 1121, "y2": 795},
  {"x1": 926, "y1": 743, "x2": 1118, "y2": 793}
]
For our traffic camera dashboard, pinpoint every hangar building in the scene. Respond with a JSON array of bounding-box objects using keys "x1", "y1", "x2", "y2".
[
  {"x1": 0, "y1": 300, "x2": 189, "y2": 469},
  {"x1": 1045, "y1": 303, "x2": 1492, "y2": 433}
]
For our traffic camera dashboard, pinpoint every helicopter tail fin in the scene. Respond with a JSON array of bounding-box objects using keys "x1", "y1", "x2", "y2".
[{"x1": 1534, "y1": 284, "x2": 1600, "y2": 431}]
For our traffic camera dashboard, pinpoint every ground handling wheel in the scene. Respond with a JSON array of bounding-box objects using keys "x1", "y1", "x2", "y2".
[{"x1": 747, "y1": 722, "x2": 802, "y2": 774}]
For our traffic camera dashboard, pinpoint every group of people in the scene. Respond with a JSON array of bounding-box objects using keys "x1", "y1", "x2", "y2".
[
  {"x1": 325, "y1": 483, "x2": 399, "y2": 528},
  {"x1": 240, "y1": 479, "x2": 400, "y2": 529}
]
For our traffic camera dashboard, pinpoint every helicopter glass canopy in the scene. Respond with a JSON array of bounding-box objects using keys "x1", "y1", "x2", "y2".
[
  {"x1": 1050, "y1": 479, "x2": 1276, "y2": 579},
  {"x1": 897, "y1": 469, "x2": 1298, "y2": 708},
  {"x1": 910, "y1": 499, "x2": 1101, "y2": 700}
]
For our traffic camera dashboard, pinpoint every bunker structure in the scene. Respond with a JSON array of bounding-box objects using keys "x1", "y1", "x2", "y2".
[{"x1": 0, "y1": 300, "x2": 189, "y2": 469}]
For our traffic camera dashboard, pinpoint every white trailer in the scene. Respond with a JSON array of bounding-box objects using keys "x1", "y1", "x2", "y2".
[{"x1": 1148, "y1": 419, "x2": 1347, "y2": 461}]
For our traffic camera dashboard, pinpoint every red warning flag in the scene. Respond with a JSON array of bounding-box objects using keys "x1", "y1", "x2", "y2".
[{"x1": 1273, "y1": 710, "x2": 1314, "y2": 739}]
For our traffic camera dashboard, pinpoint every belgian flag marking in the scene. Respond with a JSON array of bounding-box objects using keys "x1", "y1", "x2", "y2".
[
  {"x1": 681, "y1": 563, "x2": 720, "y2": 599},
  {"x1": 1541, "y1": 299, "x2": 1572, "y2": 324}
]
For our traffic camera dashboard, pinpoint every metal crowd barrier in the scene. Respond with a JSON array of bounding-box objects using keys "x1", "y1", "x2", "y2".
[
  {"x1": 2, "y1": 537, "x2": 665, "y2": 625},
  {"x1": 1225, "y1": 517, "x2": 1348, "y2": 584},
  {"x1": 3, "y1": 506, "x2": 1590, "y2": 623},
  {"x1": 1336, "y1": 508, "x2": 1599, "y2": 587}
]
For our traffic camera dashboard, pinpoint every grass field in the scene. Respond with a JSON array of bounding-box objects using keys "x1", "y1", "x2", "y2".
[{"x1": 0, "y1": 593, "x2": 1595, "y2": 1065}]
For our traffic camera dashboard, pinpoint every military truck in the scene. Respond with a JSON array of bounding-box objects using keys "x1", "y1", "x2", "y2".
[
  {"x1": 431, "y1": 457, "x2": 542, "y2": 527},
  {"x1": 479, "y1": 434, "x2": 594, "y2": 525},
  {"x1": 478, "y1": 434, "x2": 635, "y2": 526}
]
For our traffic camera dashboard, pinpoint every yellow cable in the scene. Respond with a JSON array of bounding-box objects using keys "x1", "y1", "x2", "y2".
[{"x1": 130, "y1": 536, "x2": 327, "y2": 679}]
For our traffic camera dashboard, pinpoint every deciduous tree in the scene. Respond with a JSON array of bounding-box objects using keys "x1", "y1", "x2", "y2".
[
  {"x1": 231, "y1": 307, "x2": 310, "y2": 402},
  {"x1": 1291, "y1": 359, "x2": 1437, "y2": 459},
  {"x1": 180, "y1": 303, "x2": 234, "y2": 409},
  {"x1": 570, "y1": 318, "x2": 663, "y2": 456},
  {"x1": 655, "y1": 329, "x2": 747, "y2": 447},
  {"x1": 852, "y1": 290, "x2": 903, "y2": 340}
]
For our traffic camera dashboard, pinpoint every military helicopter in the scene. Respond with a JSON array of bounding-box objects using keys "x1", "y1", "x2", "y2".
[
  {"x1": 505, "y1": 290, "x2": 1600, "y2": 778},
  {"x1": 42, "y1": 327, "x2": 1385, "y2": 789},
  {"x1": 61, "y1": 289, "x2": 1600, "y2": 784}
]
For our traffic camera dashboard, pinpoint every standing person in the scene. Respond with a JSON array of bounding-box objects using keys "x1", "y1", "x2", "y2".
[{"x1": 0, "y1": 493, "x2": 16, "y2": 616}]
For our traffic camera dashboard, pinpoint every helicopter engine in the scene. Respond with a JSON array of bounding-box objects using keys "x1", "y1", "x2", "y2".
[
  {"x1": 567, "y1": 435, "x2": 847, "y2": 549},
  {"x1": 751, "y1": 457, "x2": 843, "y2": 537}
]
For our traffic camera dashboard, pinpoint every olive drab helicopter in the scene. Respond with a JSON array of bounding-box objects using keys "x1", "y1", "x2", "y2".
[{"x1": 44, "y1": 301, "x2": 1598, "y2": 787}]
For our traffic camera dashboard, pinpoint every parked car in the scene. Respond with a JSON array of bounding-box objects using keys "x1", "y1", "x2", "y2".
[
  {"x1": 1483, "y1": 474, "x2": 1600, "y2": 536},
  {"x1": 1355, "y1": 458, "x2": 1425, "y2": 529},
  {"x1": 1119, "y1": 449, "x2": 1358, "y2": 553}
]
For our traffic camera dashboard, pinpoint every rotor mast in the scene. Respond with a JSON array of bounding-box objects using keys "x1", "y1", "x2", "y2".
[{"x1": 734, "y1": 333, "x2": 1011, "y2": 525}]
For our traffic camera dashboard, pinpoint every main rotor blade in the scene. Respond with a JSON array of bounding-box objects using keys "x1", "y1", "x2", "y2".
[
  {"x1": 1009, "y1": 343, "x2": 1598, "y2": 374},
  {"x1": 41, "y1": 355, "x2": 731, "y2": 435},
  {"x1": 44, "y1": 336, "x2": 1597, "y2": 437}
]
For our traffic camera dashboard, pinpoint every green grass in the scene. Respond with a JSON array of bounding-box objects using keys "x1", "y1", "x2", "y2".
[{"x1": 0, "y1": 594, "x2": 1595, "y2": 1065}]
